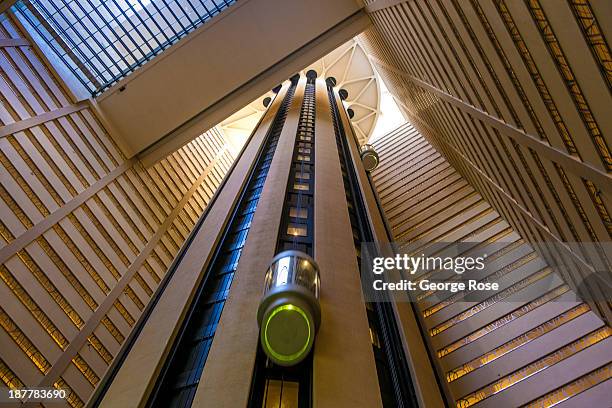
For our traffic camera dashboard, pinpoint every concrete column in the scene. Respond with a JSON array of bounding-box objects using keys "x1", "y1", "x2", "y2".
[{"x1": 312, "y1": 79, "x2": 383, "y2": 408}]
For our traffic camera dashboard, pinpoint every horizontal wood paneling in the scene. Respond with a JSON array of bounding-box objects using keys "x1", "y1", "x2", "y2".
[
  {"x1": 371, "y1": 122, "x2": 612, "y2": 407},
  {"x1": 359, "y1": 0, "x2": 612, "y2": 323}
]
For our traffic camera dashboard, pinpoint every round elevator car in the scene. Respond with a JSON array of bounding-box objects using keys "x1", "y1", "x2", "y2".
[
  {"x1": 257, "y1": 250, "x2": 321, "y2": 366},
  {"x1": 360, "y1": 144, "x2": 380, "y2": 172}
]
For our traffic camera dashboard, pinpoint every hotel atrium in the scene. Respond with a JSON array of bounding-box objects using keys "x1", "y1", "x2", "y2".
[{"x1": 0, "y1": 1, "x2": 610, "y2": 407}]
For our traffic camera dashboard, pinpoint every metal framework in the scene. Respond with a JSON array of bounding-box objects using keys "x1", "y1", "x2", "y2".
[
  {"x1": 13, "y1": 0, "x2": 235, "y2": 95},
  {"x1": 302, "y1": 39, "x2": 381, "y2": 144}
]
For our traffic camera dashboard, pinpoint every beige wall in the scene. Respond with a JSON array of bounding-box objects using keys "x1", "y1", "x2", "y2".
[
  {"x1": 94, "y1": 0, "x2": 370, "y2": 164},
  {"x1": 312, "y1": 81, "x2": 382, "y2": 408},
  {"x1": 359, "y1": 0, "x2": 612, "y2": 322},
  {"x1": 0, "y1": 15, "x2": 234, "y2": 407},
  {"x1": 371, "y1": 122, "x2": 611, "y2": 407}
]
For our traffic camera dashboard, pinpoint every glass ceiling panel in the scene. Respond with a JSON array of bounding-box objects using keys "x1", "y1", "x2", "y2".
[{"x1": 13, "y1": 0, "x2": 235, "y2": 96}]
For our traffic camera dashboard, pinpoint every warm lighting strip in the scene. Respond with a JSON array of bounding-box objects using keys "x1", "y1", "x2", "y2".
[
  {"x1": 0, "y1": 219, "x2": 14, "y2": 245},
  {"x1": 79, "y1": 203, "x2": 146, "y2": 309},
  {"x1": 0, "y1": 164, "x2": 121, "y2": 363},
  {"x1": 568, "y1": 0, "x2": 612, "y2": 90},
  {"x1": 525, "y1": 0, "x2": 612, "y2": 171},
  {"x1": 0, "y1": 20, "x2": 235, "y2": 401},
  {"x1": 119, "y1": 169, "x2": 166, "y2": 243},
  {"x1": 417, "y1": 235, "x2": 521, "y2": 301},
  {"x1": 471, "y1": 0, "x2": 594, "y2": 240},
  {"x1": 54, "y1": 377, "x2": 84, "y2": 408},
  {"x1": 89, "y1": 194, "x2": 153, "y2": 297},
  {"x1": 0, "y1": 358, "x2": 25, "y2": 388},
  {"x1": 51, "y1": 224, "x2": 112, "y2": 294},
  {"x1": 2, "y1": 139, "x2": 55, "y2": 215},
  {"x1": 416, "y1": 0, "x2": 612, "y2": 312},
  {"x1": 70, "y1": 209, "x2": 144, "y2": 315},
  {"x1": 24, "y1": 127, "x2": 84, "y2": 196},
  {"x1": 400, "y1": 212, "x2": 501, "y2": 254},
  {"x1": 476, "y1": 0, "x2": 612, "y2": 247},
  {"x1": 22, "y1": 237, "x2": 114, "y2": 365},
  {"x1": 102, "y1": 184, "x2": 149, "y2": 246},
  {"x1": 0, "y1": 307, "x2": 52, "y2": 373},
  {"x1": 0, "y1": 161, "x2": 134, "y2": 338},
  {"x1": 51, "y1": 224, "x2": 125, "y2": 347},
  {"x1": 430, "y1": 267, "x2": 552, "y2": 336},
  {"x1": 0, "y1": 309, "x2": 84, "y2": 407},
  {"x1": 456, "y1": 326, "x2": 611, "y2": 408},
  {"x1": 396, "y1": 199, "x2": 486, "y2": 241},
  {"x1": 428, "y1": 0, "x2": 562, "y2": 246},
  {"x1": 422, "y1": 0, "x2": 535, "y2": 222},
  {"x1": 440, "y1": 0, "x2": 552, "y2": 230},
  {"x1": 522, "y1": 362, "x2": 611, "y2": 407},
  {"x1": 32, "y1": 237, "x2": 98, "y2": 317},
  {"x1": 437, "y1": 285, "x2": 569, "y2": 358},
  {"x1": 0, "y1": 154, "x2": 45, "y2": 222},
  {"x1": 0, "y1": 265, "x2": 68, "y2": 350},
  {"x1": 93, "y1": 190, "x2": 155, "y2": 297},
  {"x1": 0, "y1": 266, "x2": 99, "y2": 385},
  {"x1": 86, "y1": 334, "x2": 113, "y2": 365},
  {"x1": 423, "y1": 251, "x2": 537, "y2": 318},
  {"x1": 72, "y1": 354, "x2": 100, "y2": 386},
  {"x1": 584, "y1": 180, "x2": 612, "y2": 237},
  {"x1": 15, "y1": 244, "x2": 109, "y2": 359},
  {"x1": 446, "y1": 303, "x2": 590, "y2": 382},
  {"x1": 66, "y1": 214, "x2": 136, "y2": 327}
]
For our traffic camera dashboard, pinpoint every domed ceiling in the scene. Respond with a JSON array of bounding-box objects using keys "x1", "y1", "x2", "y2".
[{"x1": 218, "y1": 39, "x2": 381, "y2": 153}]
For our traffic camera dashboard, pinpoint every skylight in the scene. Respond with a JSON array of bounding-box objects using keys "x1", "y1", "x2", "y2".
[
  {"x1": 369, "y1": 70, "x2": 406, "y2": 142},
  {"x1": 12, "y1": 0, "x2": 235, "y2": 96}
]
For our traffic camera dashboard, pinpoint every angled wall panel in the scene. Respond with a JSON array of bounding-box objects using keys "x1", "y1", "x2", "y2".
[
  {"x1": 371, "y1": 122, "x2": 612, "y2": 408},
  {"x1": 359, "y1": 0, "x2": 612, "y2": 322},
  {"x1": 0, "y1": 15, "x2": 234, "y2": 407}
]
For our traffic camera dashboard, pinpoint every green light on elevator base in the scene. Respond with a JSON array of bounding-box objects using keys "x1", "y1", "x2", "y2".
[{"x1": 262, "y1": 304, "x2": 312, "y2": 365}]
